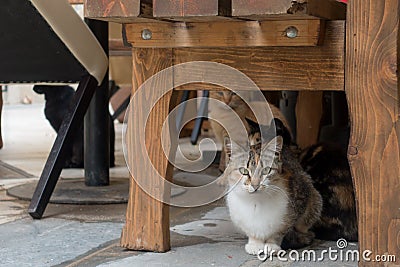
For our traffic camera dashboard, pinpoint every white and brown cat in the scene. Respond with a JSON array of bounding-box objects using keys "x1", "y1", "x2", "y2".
[{"x1": 224, "y1": 118, "x2": 322, "y2": 256}]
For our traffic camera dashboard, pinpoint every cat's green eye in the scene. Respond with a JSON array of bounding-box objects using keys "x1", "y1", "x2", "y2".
[
  {"x1": 239, "y1": 167, "x2": 249, "y2": 175},
  {"x1": 261, "y1": 167, "x2": 271, "y2": 175}
]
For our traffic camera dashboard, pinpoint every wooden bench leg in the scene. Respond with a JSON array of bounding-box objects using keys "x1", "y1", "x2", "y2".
[
  {"x1": 346, "y1": 1, "x2": 400, "y2": 265},
  {"x1": 121, "y1": 48, "x2": 175, "y2": 252}
]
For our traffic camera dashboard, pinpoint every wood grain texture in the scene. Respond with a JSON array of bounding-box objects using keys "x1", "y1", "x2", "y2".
[
  {"x1": 154, "y1": 0, "x2": 221, "y2": 17},
  {"x1": 120, "y1": 48, "x2": 175, "y2": 252},
  {"x1": 84, "y1": 0, "x2": 152, "y2": 19},
  {"x1": 232, "y1": 0, "x2": 346, "y2": 20},
  {"x1": 295, "y1": 91, "x2": 323, "y2": 149},
  {"x1": 346, "y1": 0, "x2": 400, "y2": 266},
  {"x1": 388, "y1": 219, "x2": 400, "y2": 263},
  {"x1": 232, "y1": 0, "x2": 292, "y2": 16},
  {"x1": 125, "y1": 19, "x2": 322, "y2": 48},
  {"x1": 173, "y1": 21, "x2": 344, "y2": 92}
]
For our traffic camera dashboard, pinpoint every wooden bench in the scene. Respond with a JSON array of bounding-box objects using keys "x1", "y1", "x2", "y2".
[{"x1": 84, "y1": 1, "x2": 400, "y2": 265}]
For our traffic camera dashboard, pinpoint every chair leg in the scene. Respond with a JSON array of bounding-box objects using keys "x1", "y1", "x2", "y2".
[
  {"x1": 175, "y1": 90, "x2": 190, "y2": 131},
  {"x1": 111, "y1": 95, "x2": 130, "y2": 122},
  {"x1": 190, "y1": 90, "x2": 209, "y2": 145},
  {"x1": 28, "y1": 75, "x2": 98, "y2": 219}
]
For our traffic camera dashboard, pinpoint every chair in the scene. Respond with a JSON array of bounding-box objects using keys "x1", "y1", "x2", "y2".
[{"x1": 0, "y1": 0, "x2": 109, "y2": 219}]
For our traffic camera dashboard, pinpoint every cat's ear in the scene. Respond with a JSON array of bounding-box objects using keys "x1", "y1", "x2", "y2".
[
  {"x1": 262, "y1": 136, "x2": 283, "y2": 154},
  {"x1": 271, "y1": 118, "x2": 292, "y2": 145},
  {"x1": 245, "y1": 118, "x2": 260, "y2": 134},
  {"x1": 33, "y1": 85, "x2": 45, "y2": 94}
]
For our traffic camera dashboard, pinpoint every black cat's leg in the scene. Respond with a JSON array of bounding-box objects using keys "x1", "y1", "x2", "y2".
[
  {"x1": 28, "y1": 75, "x2": 98, "y2": 219},
  {"x1": 68, "y1": 124, "x2": 84, "y2": 168}
]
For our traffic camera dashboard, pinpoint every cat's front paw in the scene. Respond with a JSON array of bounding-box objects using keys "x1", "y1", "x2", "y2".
[{"x1": 245, "y1": 242, "x2": 265, "y2": 255}]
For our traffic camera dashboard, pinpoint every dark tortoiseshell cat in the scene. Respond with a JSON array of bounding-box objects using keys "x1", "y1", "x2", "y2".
[
  {"x1": 224, "y1": 118, "x2": 322, "y2": 255},
  {"x1": 300, "y1": 143, "x2": 358, "y2": 241}
]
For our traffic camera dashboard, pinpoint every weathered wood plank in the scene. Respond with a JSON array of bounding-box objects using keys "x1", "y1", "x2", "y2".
[
  {"x1": 346, "y1": 0, "x2": 400, "y2": 266},
  {"x1": 232, "y1": 0, "x2": 346, "y2": 20},
  {"x1": 173, "y1": 21, "x2": 344, "y2": 91},
  {"x1": 84, "y1": 0, "x2": 152, "y2": 20},
  {"x1": 125, "y1": 19, "x2": 322, "y2": 48},
  {"x1": 232, "y1": 0, "x2": 292, "y2": 16},
  {"x1": 153, "y1": 0, "x2": 231, "y2": 19},
  {"x1": 120, "y1": 48, "x2": 175, "y2": 252}
]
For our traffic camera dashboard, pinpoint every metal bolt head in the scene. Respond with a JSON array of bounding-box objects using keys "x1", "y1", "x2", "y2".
[
  {"x1": 285, "y1": 26, "x2": 298, "y2": 38},
  {"x1": 141, "y1": 29, "x2": 152, "y2": 40}
]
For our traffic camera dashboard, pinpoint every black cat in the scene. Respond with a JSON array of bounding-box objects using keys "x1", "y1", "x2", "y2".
[
  {"x1": 300, "y1": 143, "x2": 358, "y2": 241},
  {"x1": 33, "y1": 85, "x2": 115, "y2": 168}
]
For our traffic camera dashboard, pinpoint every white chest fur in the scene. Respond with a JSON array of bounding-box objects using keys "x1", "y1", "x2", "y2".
[{"x1": 226, "y1": 188, "x2": 289, "y2": 241}]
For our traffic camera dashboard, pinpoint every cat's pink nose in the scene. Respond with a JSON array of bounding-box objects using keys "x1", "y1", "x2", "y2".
[{"x1": 251, "y1": 178, "x2": 261, "y2": 189}]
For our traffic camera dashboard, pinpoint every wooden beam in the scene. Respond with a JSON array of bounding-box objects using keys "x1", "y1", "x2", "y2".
[
  {"x1": 231, "y1": 0, "x2": 346, "y2": 20},
  {"x1": 346, "y1": 0, "x2": 400, "y2": 266},
  {"x1": 305, "y1": 0, "x2": 347, "y2": 20},
  {"x1": 120, "y1": 48, "x2": 175, "y2": 252},
  {"x1": 84, "y1": 0, "x2": 152, "y2": 20},
  {"x1": 125, "y1": 19, "x2": 323, "y2": 48},
  {"x1": 172, "y1": 21, "x2": 344, "y2": 91},
  {"x1": 153, "y1": 0, "x2": 231, "y2": 18}
]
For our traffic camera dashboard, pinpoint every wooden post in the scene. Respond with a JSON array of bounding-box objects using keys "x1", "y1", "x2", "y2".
[
  {"x1": 295, "y1": 91, "x2": 323, "y2": 149},
  {"x1": 120, "y1": 48, "x2": 175, "y2": 252},
  {"x1": 346, "y1": 0, "x2": 400, "y2": 266}
]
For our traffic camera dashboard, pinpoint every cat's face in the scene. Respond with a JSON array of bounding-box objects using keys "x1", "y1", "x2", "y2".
[{"x1": 225, "y1": 136, "x2": 283, "y2": 194}]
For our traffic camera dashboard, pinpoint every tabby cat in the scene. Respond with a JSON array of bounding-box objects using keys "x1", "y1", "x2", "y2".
[
  {"x1": 300, "y1": 143, "x2": 358, "y2": 241},
  {"x1": 224, "y1": 118, "x2": 322, "y2": 255}
]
